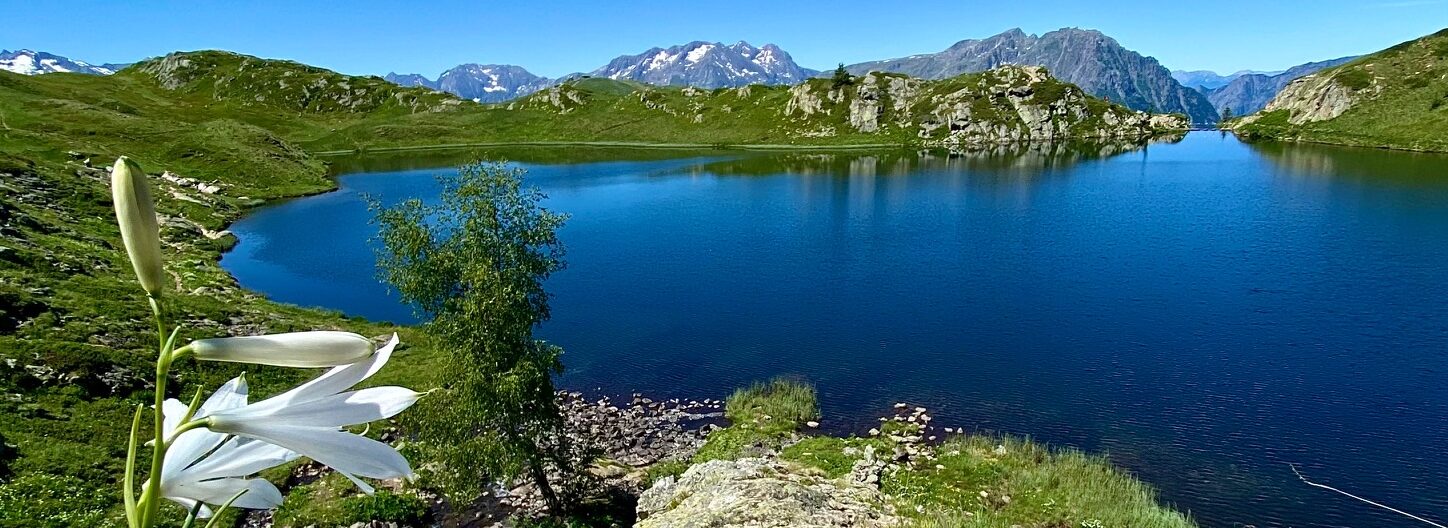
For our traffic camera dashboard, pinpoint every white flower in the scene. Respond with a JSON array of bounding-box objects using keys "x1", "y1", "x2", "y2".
[
  {"x1": 204, "y1": 334, "x2": 420, "y2": 492},
  {"x1": 189, "y1": 331, "x2": 375, "y2": 367},
  {"x1": 110, "y1": 156, "x2": 165, "y2": 297},
  {"x1": 159, "y1": 377, "x2": 298, "y2": 518}
]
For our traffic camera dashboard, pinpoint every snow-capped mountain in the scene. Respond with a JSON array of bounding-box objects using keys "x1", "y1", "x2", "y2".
[
  {"x1": 383, "y1": 65, "x2": 555, "y2": 103},
  {"x1": 437, "y1": 64, "x2": 555, "y2": 103},
  {"x1": 591, "y1": 41, "x2": 818, "y2": 88},
  {"x1": 1, "y1": 49, "x2": 127, "y2": 75}
]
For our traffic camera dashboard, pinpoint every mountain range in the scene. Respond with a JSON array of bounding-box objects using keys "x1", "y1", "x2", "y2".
[
  {"x1": 1170, "y1": 69, "x2": 1282, "y2": 90},
  {"x1": 0, "y1": 49, "x2": 128, "y2": 75},
  {"x1": 844, "y1": 28, "x2": 1221, "y2": 124},
  {"x1": 385, "y1": 64, "x2": 556, "y2": 103},
  {"x1": 5, "y1": 29, "x2": 1387, "y2": 126},
  {"x1": 1195, "y1": 56, "x2": 1358, "y2": 116},
  {"x1": 590, "y1": 41, "x2": 817, "y2": 88}
]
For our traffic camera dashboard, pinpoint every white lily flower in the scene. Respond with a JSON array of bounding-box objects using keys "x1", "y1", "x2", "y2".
[
  {"x1": 204, "y1": 333, "x2": 421, "y2": 493},
  {"x1": 159, "y1": 377, "x2": 298, "y2": 518},
  {"x1": 188, "y1": 330, "x2": 375, "y2": 367},
  {"x1": 110, "y1": 156, "x2": 166, "y2": 298}
]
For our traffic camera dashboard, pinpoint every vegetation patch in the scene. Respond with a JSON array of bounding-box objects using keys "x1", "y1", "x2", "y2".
[{"x1": 887, "y1": 435, "x2": 1193, "y2": 527}]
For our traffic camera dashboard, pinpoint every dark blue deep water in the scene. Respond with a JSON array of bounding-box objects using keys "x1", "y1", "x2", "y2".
[{"x1": 222, "y1": 133, "x2": 1448, "y2": 527}]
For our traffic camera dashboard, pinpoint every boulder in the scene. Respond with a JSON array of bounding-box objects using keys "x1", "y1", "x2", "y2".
[{"x1": 636, "y1": 458, "x2": 897, "y2": 528}]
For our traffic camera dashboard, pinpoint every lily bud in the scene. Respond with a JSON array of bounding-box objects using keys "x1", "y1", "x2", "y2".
[
  {"x1": 110, "y1": 156, "x2": 165, "y2": 298},
  {"x1": 189, "y1": 331, "x2": 376, "y2": 367}
]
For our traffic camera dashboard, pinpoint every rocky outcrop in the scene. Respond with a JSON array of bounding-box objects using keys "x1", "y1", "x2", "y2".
[
  {"x1": 779, "y1": 66, "x2": 1187, "y2": 147},
  {"x1": 636, "y1": 458, "x2": 898, "y2": 528},
  {"x1": 1259, "y1": 72, "x2": 1365, "y2": 124},
  {"x1": 1202, "y1": 56, "x2": 1357, "y2": 116},
  {"x1": 847, "y1": 28, "x2": 1219, "y2": 124}
]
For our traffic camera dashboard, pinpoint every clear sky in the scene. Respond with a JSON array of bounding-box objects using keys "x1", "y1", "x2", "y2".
[{"x1": 2, "y1": 0, "x2": 1444, "y2": 78}]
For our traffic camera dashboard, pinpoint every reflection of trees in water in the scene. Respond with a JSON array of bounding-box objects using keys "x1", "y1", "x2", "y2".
[
  {"x1": 321, "y1": 134, "x2": 1191, "y2": 179},
  {"x1": 697, "y1": 134, "x2": 1186, "y2": 179},
  {"x1": 1249, "y1": 140, "x2": 1448, "y2": 187}
]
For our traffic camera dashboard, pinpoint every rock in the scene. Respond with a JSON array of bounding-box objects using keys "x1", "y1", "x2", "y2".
[
  {"x1": 636, "y1": 458, "x2": 897, "y2": 528},
  {"x1": 806, "y1": 421, "x2": 820, "y2": 428}
]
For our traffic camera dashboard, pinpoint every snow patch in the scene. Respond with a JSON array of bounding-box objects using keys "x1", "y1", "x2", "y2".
[{"x1": 686, "y1": 44, "x2": 714, "y2": 63}]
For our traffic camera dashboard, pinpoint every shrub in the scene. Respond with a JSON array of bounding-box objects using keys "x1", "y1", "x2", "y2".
[{"x1": 340, "y1": 490, "x2": 429, "y2": 525}]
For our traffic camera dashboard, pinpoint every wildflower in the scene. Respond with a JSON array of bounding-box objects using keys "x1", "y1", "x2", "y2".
[
  {"x1": 159, "y1": 377, "x2": 297, "y2": 517},
  {"x1": 187, "y1": 330, "x2": 375, "y2": 367},
  {"x1": 204, "y1": 334, "x2": 420, "y2": 492},
  {"x1": 110, "y1": 156, "x2": 166, "y2": 297}
]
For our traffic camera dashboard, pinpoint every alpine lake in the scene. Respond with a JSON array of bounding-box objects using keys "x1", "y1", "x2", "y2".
[{"x1": 221, "y1": 132, "x2": 1448, "y2": 528}]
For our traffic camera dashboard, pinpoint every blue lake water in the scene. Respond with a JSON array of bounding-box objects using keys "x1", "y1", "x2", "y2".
[{"x1": 221, "y1": 132, "x2": 1448, "y2": 527}]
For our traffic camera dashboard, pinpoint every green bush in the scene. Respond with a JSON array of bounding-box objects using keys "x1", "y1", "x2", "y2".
[
  {"x1": 0, "y1": 473, "x2": 113, "y2": 528},
  {"x1": 340, "y1": 490, "x2": 429, "y2": 525}
]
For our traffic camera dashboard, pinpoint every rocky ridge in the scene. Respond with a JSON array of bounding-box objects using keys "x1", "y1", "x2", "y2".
[{"x1": 846, "y1": 28, "x2": 1220, "y2": 124}]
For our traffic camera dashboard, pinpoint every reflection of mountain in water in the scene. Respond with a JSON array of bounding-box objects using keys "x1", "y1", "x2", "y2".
[
  {"x1": 693, "y1": 135, "x2": 1185, "y2": 178},
  {"x1": 323, "y1": 135, "x2": 1185, "y2": 178},
  {"x1": 1249, "y1": 141, "x2": 1448, "y2": 187}
]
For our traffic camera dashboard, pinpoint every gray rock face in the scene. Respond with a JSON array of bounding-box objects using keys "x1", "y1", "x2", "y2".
[
  {"x1": 593, "y1": 41, "x2": 818, "y2": 89},
  {"x1": 384, "y1": 65, "x2": 555, "y2": 103},
  {"x1": 382, "y1": 72, "x2": 436, "y2": 89},
  {"x1": 1201, "y1": 56, "x2": 1357, "y2": 116},
  {"x1": 0, "y1": 49, "x2": 124, "y2": 76},
  {"x1": 847, "y1": 28, "x2": 1220, "y2": 124},
  {"x1": 1260, "y1": 71, "x2": 1364, "y2": 124},
  {"x1": 636, "y1": 458, "x2": 897, "y2": 528}
]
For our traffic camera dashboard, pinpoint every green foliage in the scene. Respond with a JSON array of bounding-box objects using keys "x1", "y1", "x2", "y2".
[
  {"x1": 831, "y1": 63, "x2": 854, "y2": 89},
  {"x1": 341, "y1": 490, "x2": 429, "y2": 525},
  {"x1": 0, "y1": 473, "x2": 114, "y2": 528},
  {"x1": 643, "y1": 459, "x2": 691, "y2": 486},
  {"x1": 693, "y1": 377, "x2": 821, "y2": 463},
  {"x1": 780, "y1": 436, "x2": 891, "y2": 478},
  {"x1": 374, "y1": 161, "x2": 577, "y2": 508},
  {"x1": 271, "y1": 473, "x2": 428, "y2": 527},
  {"x1": 885, "y1": 436, "x2": 1193, "y2": 528},
  {"x1": 724, "y1": 377, "x2": 819, "y2": 434},
  {"x1": 1334, "y1": 69, "x2": 1373, "y2": 91}
]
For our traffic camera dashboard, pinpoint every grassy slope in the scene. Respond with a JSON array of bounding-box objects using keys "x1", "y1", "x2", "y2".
[
  {"x1": 0, "y1": 50, "x2": 1187, "y2": 525},
  {"x1": 1234, "y1": 28, "x2": 1448, "y2": 151},
  {"x1": 310, "y1": 68, "x2": 1179, "y2": 152},
  {"x1": 688, "y1": 379, "x2": 1194, "y2": 527}
]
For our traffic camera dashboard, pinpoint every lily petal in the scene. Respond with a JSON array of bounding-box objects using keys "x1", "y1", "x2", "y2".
[
  {"x1": 247, "y1": 334, "x2": 398, "y2": 413},
  {"x1": 212, "y1": 423, "x2": 412, "y2": 489},
  {"x1": 243, "y1": 387, "x2": 422, "y2": 428}
]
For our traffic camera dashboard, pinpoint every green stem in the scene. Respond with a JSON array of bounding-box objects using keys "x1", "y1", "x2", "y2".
[
  {"x1": 179, "y1": 502, "x2": 201, "y2": 528},
  {"x1": 138, "y1": 295, "x2": 172, "y2": 527}
]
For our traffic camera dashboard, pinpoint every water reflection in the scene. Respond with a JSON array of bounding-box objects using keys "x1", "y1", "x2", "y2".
[
  {"x1": 1251, "y1": 140, "x2": 1448, "y2": 187},
  {"x1": 323, "y1": 135, "x2": 1186, "y2": 179}
]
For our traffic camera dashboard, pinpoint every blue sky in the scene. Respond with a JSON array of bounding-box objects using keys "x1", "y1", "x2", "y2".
[{"x1": 2, "y1": 0, "x2": 1444, "y2": 78}]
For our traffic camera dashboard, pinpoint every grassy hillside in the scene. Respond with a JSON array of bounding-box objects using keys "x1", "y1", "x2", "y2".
[
  {"x1": 0, "y1": 50, "x2": 1189, "y2": 526},
  {"x1": 1232, "y1": 28, "x2": 1448, "y2": 151}
]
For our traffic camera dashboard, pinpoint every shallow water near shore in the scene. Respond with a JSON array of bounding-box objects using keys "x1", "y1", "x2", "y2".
[{"x1": 223, "y1": 132, "x2": 1448, "y2": 527}]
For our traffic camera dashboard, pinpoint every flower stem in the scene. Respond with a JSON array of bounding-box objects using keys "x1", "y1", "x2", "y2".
[{"x1": 138, "y1": 295, "x2": 172, "y2": 527}]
